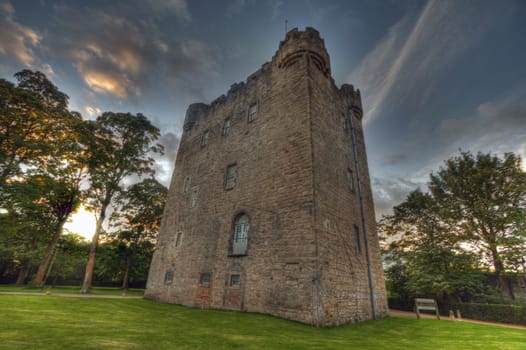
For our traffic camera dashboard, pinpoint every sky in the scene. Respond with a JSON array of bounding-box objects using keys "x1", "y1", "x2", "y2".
[{"x1": 1, "y1": 0, "x2": 525, "y2": 239}]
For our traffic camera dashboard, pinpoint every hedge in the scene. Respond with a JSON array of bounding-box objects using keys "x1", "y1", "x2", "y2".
[
  {"x1": 389, "y1": 297, "x2": 526, "y2": 325},
  {"x1": 440, "y1": 302, "x2": 526, "y2": 325},
  {"x1": 388, "y1": 297, "x2": 414, "y2": 312}
]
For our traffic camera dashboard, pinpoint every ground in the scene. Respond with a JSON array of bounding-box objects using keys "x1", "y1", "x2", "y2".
[{"x1": 0, "y1": 293, "x2": 525, "y2": 349}]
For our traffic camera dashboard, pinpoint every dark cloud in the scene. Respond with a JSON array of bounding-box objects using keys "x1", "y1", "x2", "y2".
[
  {"x1": 45, "y1": 2, "x2": 217, "y2": 101},
  {"x1": 381, "y1": 153, "x2": 407, "y2": 166}
]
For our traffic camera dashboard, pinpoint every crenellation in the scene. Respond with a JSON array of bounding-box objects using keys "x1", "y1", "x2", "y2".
[{"x1": 146, "y1": 27, "x2": 387, "y2": 326}]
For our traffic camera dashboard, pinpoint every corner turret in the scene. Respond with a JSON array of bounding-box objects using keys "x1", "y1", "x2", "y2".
[{"x1": 274, "y1": 27, "x2": 331, "y2": 77}]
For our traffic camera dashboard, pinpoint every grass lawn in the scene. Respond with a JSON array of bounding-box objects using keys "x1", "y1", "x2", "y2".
[
  {"x1": 0, "y1": 295, "x2": 524, "y2": 350},
  {"x1": 0, "y1": 284, "x2": 144, "y2": 296}
]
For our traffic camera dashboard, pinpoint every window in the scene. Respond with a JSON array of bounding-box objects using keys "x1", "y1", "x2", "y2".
[
  {"x1": 248, "y1": 103, "x2": 257, "y2": 122},
  {"x1": 190, "y1": 187, "x2": 198, "y2": 208},
  {"x1": 232, "y1": 213, "x2": 249, "y2": 255},
  {"x1": 223, "y1": 117, "x2": 231, "y2": 136},
  {"x1": 230, "y1": 274, "x2": 241, "y2": 288},
  {"x1": 347, "y1": 168, "x2": 355, "y2": 192},
  {"x1": 175, "y1": 232, "x2": 183, "y2": 247},
  {"x1": 200, "y1": 273, "x2": 211, "y2": 286},
  {"x1": 201, "y1": 130, "x2": 209, "y2": 147},
  {"x1": 164, "y1": 271, "x2": 174, "y2": 284},
  {"x1": 342, "y1": 113, "x2": 349, "y2": 131},
  {"x1": 183, "y1": 177, "x2": 190, "y2": 193},
  {"x1": 224, "y1": 164, "x2": 237, "y2": 190},
  {"x1": 354, "y1": 225, "x2": 361, "y2": 254}
]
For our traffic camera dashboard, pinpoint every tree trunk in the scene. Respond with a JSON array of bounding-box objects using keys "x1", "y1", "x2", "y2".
[
  {"x1": 121, "y1": 254, "x2": 132, "y2": 291},
  {"x1": 491, "y1": 249, "x2": 514, "y2": 301},
  {"x1": 15, "y1": 264, "x2": 30, "y2": 285},
  {"x1": 80, "y1": 207, "x2": 105, "y2": 293},
  {"x1": 32, "y1": 219, "x2": 67, "y2": 287}
]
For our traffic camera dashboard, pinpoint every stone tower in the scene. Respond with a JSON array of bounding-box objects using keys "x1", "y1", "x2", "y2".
[{"x1": 146, "y1": 27, "x2": 387, "y2": 326}]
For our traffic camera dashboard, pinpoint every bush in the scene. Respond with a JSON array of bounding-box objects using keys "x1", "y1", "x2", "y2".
[{"x1": 441, "y1": 302, "x2": 526, "y2": 325}]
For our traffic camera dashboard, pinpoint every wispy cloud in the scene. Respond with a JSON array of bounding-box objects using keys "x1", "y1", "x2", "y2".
[
  {"x1": 0, "y1": 1, "x2": 42, "y2": 66},
  {"x1": 349, "y1": 0, "x2": 494, "y2": 125}
]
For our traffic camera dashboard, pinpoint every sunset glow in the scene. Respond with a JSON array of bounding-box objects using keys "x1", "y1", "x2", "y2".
[{"x1": 64, "y1": 206, "x2": 97, "y2": 241}]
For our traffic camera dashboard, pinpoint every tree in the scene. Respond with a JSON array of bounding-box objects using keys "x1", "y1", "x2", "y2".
[
  {"x1": 110, "y1": 178, "x2": 167, "y2": 289},
  {"x1": 429, "y1": 151, "x2": 526, "y2": 300},
  {"x1": 382, "y1": 151, "x2": 526, "y2": 302},
  {"x1": 0, "y1": 176, "x2": 57, "y2": 284},
  {"x1": 79, "y1": 112, "x2": 163, "y2": 293},
  {"x1": 380, "y1": 189, "x2": 482, "y2": 302},
  {"x1": 30, "y1": 164, "x2": 86, "y2": 286},
  {"x1": 0, "y1": 69, "x2": 88, "y2": 287},
  {"x1": 0, "y1": 70, "x2": 69, "y2": 187}
]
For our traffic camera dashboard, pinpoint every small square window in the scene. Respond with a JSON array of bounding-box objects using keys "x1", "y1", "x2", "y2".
[
  {"x1": 230, "y1": 274, "x2": 241, "y2": 288},
  {"x1": 223, "y1": 117, "x2": 231, "y2": 136},
  {"x1": 347, "y1": 168, "x2": 355, "y2": 192},
  {"x1": 248, "y1": 103, "x2": 257, "y2": 122},
  {"x1": 224, "y1": 164, "x2": 237, "y2": 190},
  {"x1": 165, "y1": 271, "x2": 174, "y2": 284},
  {"x1": 200, "y1": 273, "x2": 211, "y2": 286},
  {"x1": 201, "y1": 130, "x2": 209, "y2": 147}
]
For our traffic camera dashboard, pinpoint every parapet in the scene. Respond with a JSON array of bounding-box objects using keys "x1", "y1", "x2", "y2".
[{"x1": 274, "y1": 27, "x2": 331, "y2": 76}]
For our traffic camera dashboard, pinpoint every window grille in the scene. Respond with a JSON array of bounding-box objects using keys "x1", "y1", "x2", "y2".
[{"x1": 248, "y1": 103, "x2": 257, "y2": 122}]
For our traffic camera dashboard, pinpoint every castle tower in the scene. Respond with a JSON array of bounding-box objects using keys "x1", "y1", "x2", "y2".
[{"x1": 146, "y1": 27, "x2": 387, "y2": 326}]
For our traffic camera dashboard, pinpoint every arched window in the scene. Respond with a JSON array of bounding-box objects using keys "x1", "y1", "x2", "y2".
[{"x1": 232, "y1": 213, "x2": 249, "y2": 255}]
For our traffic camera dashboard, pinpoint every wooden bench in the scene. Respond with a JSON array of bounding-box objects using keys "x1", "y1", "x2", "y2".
[{"x1": 414, "y1": 298, "x2": 440, "y2": 320}]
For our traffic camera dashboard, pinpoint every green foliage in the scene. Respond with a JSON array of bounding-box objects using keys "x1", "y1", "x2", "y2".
[
  {"x1": 104, "y1": 178, "x2": 167, "y2": 288},
  {"x1": 429, "y1": 151, "x2": 526, "y2": 273},
  {"x1": 0, "y1": 70, "x2": 71, "y2": 185},
  {"x1": 82, "y1": 112, "x2": 164, "y2": 215},
  {"x1": 1, "y1": 296, "x2": 525, "y2": 349}
]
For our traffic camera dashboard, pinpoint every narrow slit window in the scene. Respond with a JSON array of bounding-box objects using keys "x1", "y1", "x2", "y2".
[
  {"x1": 183, "y1": 177, "x2": 190, "y2": 193},
  {"x1": 223, "y1": 117, "x2": 231, "y2": 136},
  {"x1": 201, "y1": 130, "x2": 209, "y2": 147},
  {"x1": 248, "y1": 103, "x2": 257, "y2": 122},
  {"x1": 224, "y1": 164, "x2": 237, "y2": 190},
  {"x1": 347, "y1": 168, "x2": 355, "y2": 192},
  {"x1": 354, "y1": 225, "x2": 361, "y2": 254},
  {"x1": 175, "y1": 232, "x2": 183, "y2": 247}
]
